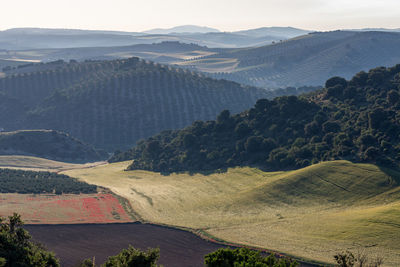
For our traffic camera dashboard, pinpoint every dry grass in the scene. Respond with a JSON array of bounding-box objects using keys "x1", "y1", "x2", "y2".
[
  {"x1": 64, "y1": 160, "x2": 400, "y2": 266},
  {"x1": 0, "y1": 155, "x2": 106, "y2": 172}
]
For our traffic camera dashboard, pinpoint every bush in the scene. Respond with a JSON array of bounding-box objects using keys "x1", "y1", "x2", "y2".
[
  {"x1": 204, "y1": 248, "x2": 298, "y2": 267},
  {"x1": 103, "y1": 246, "x2": 160, "y2": 267}
]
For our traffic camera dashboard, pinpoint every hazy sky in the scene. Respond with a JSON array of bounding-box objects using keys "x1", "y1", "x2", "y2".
[{"x1": 0, "y1": 0, "x2": 399, "y2": 32}]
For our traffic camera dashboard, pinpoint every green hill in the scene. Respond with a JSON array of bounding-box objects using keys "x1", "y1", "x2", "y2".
[
  {"x1": 64, "y1": 160, "x2": 400, "y2": 266},
  {"x1": 0, "y1": 130, "x2": 106, "y2": 162},
  {"x1": 111, "y1": 64, "x2": 400, "y2": 172},
  {"x1": 0, "y1": 57, "x2": 269, "y2": 150}
]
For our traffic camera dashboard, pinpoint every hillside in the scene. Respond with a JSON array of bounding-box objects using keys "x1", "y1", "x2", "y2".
[
  {"x1": 179, "y1": 31, "x2": 400, "y2": 88},
  {"x1": 111, "y1": 64, "x2": 400, "y2": 172},
  {"x1": 0, "y1": 57, "x2": 269, "y2": 150},
  {"x1": 64, "y1": 160, "x2": 400, "y2": 266},
  {"x1": 0, "y1": 130, "x2": 106, "y2": 162}
]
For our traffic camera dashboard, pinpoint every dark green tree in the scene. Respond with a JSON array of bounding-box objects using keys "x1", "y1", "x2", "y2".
[
  {"x1": 103, "y1": 246, "x2": 160, "y2": 267},
  {"x1": 0, "y1": 213, "x2": 60, "y2": 267},
  {"x1": 204, "y1": 248, "x2": 298, "y2": 267}
]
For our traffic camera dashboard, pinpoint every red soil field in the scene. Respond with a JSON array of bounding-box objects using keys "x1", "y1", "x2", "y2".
[{"x1": 0, "y1": 193, "x2": 133, "y2": 224}]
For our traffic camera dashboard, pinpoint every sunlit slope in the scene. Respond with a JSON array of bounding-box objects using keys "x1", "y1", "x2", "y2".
[
  {"x1": 64, "y1": 160, "x2": 400, "y2": 266},
  {"x1": 0, "y1": 155, "x2": 105, "y2": 172}
]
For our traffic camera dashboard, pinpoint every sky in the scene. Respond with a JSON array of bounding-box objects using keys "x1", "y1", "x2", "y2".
[{"x1": 0, "y1": 0, "x2": 399, "y2": 32}]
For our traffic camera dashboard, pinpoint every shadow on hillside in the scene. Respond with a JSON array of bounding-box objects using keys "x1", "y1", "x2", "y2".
[{"x1": 377, "y1": 164, "x2": 400, "y2": 185}]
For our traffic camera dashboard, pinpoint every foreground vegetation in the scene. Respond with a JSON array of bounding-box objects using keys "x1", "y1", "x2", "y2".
[
  {"x1": 111, "y1": 64, "x2": 400, "y2": 173},
  {"x1": 0, "y1": 214, "x2": 59, "y2": 266},
  {"x1": 205, "y1": 248, "x2": 298, "y2": 267},
  {"x1": 65, "y1": 160, "x2": 400, "y2": 266},
  {"x1": 0, "y1": 168, "x2": 97, "y2": 194}
]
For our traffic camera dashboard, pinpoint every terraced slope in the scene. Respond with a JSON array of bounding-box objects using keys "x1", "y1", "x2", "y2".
[
  {"x1": 0, "y1": 58, "x2": 268, "y2": 150},
  {"x1": 179, "y1": 31, "x2": 400, "y2": 88},
  {"x1": 64, "y1": 160, "x2": 400, "y2": 266}
]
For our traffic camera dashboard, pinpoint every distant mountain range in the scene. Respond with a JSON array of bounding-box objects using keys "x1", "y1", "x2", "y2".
[
  {"x1": 143, "y1": 25, "x2": 220, "y2": 34},
  {"x1": 0, "y1": 26, "x2": 310, "y2": 50}
]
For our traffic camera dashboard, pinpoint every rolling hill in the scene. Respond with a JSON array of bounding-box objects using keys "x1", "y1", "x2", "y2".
[
  {"x1": 64, "y1": 160, "x2": 400, "y2": 266},
  {"x1": 0, "y1": 130, "x2": 106, "y2": 162},
  {"x1": 179, "y1": 31, "x2": 400, "y2": 88},
  {"x1": 0, "y1": 57, "x2": 269, "y2": 150}
]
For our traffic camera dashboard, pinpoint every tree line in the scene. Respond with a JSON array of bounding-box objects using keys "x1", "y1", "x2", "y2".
[{"x1": 0, "y1": 168, "x2": 97, "y2": 194}]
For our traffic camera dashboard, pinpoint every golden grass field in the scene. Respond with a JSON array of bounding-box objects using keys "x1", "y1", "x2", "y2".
[
  {"x1": 64, "y1": 160, "x2": 400, "y2": 266},
  {"x1": 0, "y1": 155, "x2": 105, "y2": 172}
]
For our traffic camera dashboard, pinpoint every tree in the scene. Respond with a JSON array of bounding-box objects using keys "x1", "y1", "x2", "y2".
[
  {"x1": 387, "y1": 90, "x2": 400, "y2": 105},
  {"x1": 333, "y1": 250, "x2": 384, "y2": 267},
  {"x1": 0, "y1": 213, "x2": 60, "y2": 267},
  {"x1": 204, "y1": 248, "x2": 298, "y2": 267},
  {"x1": 334, "y1": 251, "x2": 355, "y2": 267},
  {"x1": 326, "y1": 76, "x2": 348, "y2": 89},
  {"x1": 77, "y1": 257, "x2": 95, "y2": 267},
  {"x1": 103, "y1": 246, "x2": 160, "y2": 267}
]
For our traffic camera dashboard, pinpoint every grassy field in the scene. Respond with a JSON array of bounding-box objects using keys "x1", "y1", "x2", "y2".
[
  {"x1": 0, "y1": 155, "x2": 105, "y2": 172},
  {"x1": 64, "y1": 160, "x2": 400, "y2": 266}
]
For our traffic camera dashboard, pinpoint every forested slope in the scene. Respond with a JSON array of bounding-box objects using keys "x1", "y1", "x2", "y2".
[
  {"x1": 0, "y1": 58, "x2": 269, "y2": 150},
  {"x1": 111, "y1": 65, "x2": 400, "y2": 172}
]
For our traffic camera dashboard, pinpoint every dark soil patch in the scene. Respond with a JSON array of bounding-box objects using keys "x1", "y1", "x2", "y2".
[{"x1": 25, "y1": 223, "x2": 225, "y2": 267}]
